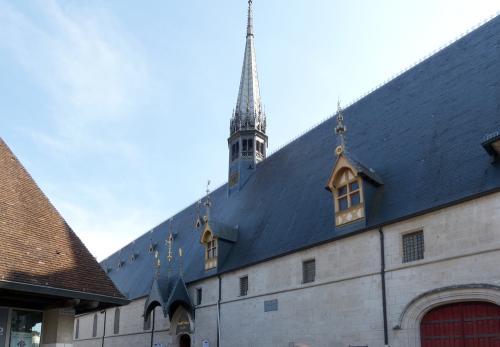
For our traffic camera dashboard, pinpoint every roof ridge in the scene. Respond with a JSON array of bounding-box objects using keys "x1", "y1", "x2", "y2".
[
  {"x1": 264, "y1": 11, "x2": 500, "y2": 160},
  {"x1": 101, "y1": 11, "x2": 500, "y2": 263}
]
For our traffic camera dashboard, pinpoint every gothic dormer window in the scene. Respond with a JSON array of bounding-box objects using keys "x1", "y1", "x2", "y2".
[
  {"x1": 201, "y1": 229, "x2": 217, "y2": 270},
  {"x1": 326, "y1": 102, "x2": 382, "y2": 227},
  {"x1": 328, "y1": 160, "x2": 365, "y2": 226}
]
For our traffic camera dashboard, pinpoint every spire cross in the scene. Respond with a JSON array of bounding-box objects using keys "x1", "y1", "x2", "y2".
[{"x1": 335, "y1": 101, "x2": 347, "y2": 154}]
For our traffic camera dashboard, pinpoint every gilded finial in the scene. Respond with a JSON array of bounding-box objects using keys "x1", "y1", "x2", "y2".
[
  {"x1": 204, "y1": 180, "x2": 211, "y2": 222},
  {"x1": 335, "y1": 100, "x2": 347, "y2": 155},
  {"x1": 154, "y1": 250, "x2": 161, "y2": 279},
  {"x1": 166, "y1": 219, "x2": 174, "y2": 263}
]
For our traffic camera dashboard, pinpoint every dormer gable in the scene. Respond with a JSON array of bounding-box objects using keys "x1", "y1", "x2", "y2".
[
  {"x1": 200, "y1": 225, "x2": 218, "y2": 270},
  {"x1": 200, "y1": 221, "x2": 238, "y2": 271},
  {"x1": 326, "y1": 153, "x2": 366, "y2": 226},
  {"x1": 326, "y1": 103, "x2": 383, "y2": 227}
]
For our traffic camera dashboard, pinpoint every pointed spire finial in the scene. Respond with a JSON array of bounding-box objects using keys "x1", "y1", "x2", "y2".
[
  {"x1": 247, "y1": 0, "x2": 254, "y2": 37},
  {"x1": 154, "y1": 250, "x2": 161, "y2": 279},
  {"x1": 178, "y1": 247, "x2": 184, "y2": 278},
  {"x1": 335, "y1": 100, "x2": 347, "y2": 155},
  {"x1": 166, "y1": 219, "x2": 174, "y2": 263},
  {"x1": 204, "y1": 180, "x2": 212, "y2": 222}
]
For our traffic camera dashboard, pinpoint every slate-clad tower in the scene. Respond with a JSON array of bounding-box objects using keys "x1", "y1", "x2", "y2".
[{"x1": 228, "y1": 0, "x2": 267, "y2": 194}]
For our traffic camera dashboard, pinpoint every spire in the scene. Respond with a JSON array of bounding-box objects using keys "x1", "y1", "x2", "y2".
[
  {"x1": 231, "y1": 0, "x2": 266, "y2": 135},
  {"x1": 335, "y1": 101, "x2": 347, "y2": 155},
  {"x1": 247, "y1": 0, "x2": 254, "y2": 37}
]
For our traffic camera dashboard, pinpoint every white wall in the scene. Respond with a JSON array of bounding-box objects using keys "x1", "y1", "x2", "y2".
[{"x1": 73, "y1": 192, "x2": 500, "y2": 347}]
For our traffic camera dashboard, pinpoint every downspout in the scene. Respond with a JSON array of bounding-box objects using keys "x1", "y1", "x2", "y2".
[
  {"x1": 379, "y1": 227, "x2": 389, "y2": 346},
  {"x1": 217, "y1": 274, "x2": 222, "y2": 347},
  {"x1": 101, "y1": 310, "x2": 107, "y2": 347},
  {"x1": 150, "y1": 309, "x2": 156, "y2": 347}
]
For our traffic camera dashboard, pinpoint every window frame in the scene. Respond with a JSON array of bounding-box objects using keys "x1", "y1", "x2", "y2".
[
  {"x1": 206, "y1": 239, "x2": 217, "y2": 261},
  {"x1": 92, "y1": 313, "x2": 98, "y2": 337},
  {"x1": 75, "y1": 318, "x2": 80, "y2": 339},
  {"x1": 113, "y1": 308, "x2": 120, "y2": 335},
  {"x1": 239, "y1": 275, "x2": 249, "y2": 297},
  {"x1": 402, "y1": 230, "x2": 425, "y2": 263},
  {"x1": 143, "y1": 312, "x2": 151, "y2": 331},
  {"x1": 196, "y1": 288, "x2": 203, "y2": 306},
  {"x1": 336, "y1": 176, "x2": 361, "y2": 212},
  {"x1": 302, "y1": 259, "x2": 316, "y2": 284}
]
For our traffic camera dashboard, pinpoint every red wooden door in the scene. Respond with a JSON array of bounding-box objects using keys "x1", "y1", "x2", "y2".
[{"x1": 421, "y1": 302, "x2": 500, "y2": 347}]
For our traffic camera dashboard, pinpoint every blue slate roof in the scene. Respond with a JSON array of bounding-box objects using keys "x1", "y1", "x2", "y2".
[{"x1": 102, "y1": 15, "x2": 500, "y2": 300}]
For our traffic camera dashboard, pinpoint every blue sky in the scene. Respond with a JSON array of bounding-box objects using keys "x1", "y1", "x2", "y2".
[{"x1": 1, "y1": 0, "x2": 499, "y2": 260}]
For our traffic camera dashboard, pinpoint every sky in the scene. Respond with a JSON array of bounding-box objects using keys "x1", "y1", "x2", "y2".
[{"x1": 1, "y1": 0, "x2": 499, "y2": 261}]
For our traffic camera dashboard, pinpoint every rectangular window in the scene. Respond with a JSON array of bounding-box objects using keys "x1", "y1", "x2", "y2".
[
  {"x1": 92, "y1": 314, "x2": 98, "y2": 337},
  {"x1": 302, "y1": 259, "x2": 316, "y2": 284},
  {"x1": 338, "y1": 196, "x2": 348, "y2": 211},
  {"x1": 231, "y1": 142, "x2": 240, "y2": 161},
  {"x1": 351, "y1": 191, "x2": 360, "y2": 205},
  {"x1": 143, "y1": 313, "x2": 151, "y2": 331},
  {"x1": 240, "y1": 276, "x2": 248, "y2": 296},
  {"x1": 402, "y1": 230, "x2": 425, "y2": 263},
  {"x1": 242, "y1": 139, "x2": 254, "y2": 157},
  {"x1": 113, "y1": 308, "x2": 120, "y2": 335},
  {"x1": 75, "y1": 318, "x2": 79, "y2": 339},
  {"x1": 207, "y1": 239, "x2": 217, "y2": 259},
  {"x1": 196, "y1": 288, "x2": 202, "y2": 306},
  {"x1": 10, "y1": 310, "x2": 43, "y2": 347}
]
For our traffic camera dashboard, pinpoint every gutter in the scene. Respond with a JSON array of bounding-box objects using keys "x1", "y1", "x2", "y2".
[
  {"x1": 217, "y1": 274, "x2": 222, "y2": 347},
  {"x1": 101, "y1": 309, "x2": 107, "y2": 347},
  {"x1": 379, "y1": 227, "x2": 389, "y2": 346},
  {"x1": 0, "y1": 280, "x2": 129, "y2": 306},
  {"x1": 150, "y1": 309, "x2": 156, "y2": 347}
]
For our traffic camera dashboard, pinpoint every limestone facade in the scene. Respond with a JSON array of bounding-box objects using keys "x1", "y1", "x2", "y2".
[{"x1": 72, "y1": 191, "x2": 500, "y2": 347}]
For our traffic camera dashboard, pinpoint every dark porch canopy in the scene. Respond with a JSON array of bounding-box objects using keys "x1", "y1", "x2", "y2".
[{"x1": 144, "y1": 274, "x2": 193, "y2": 321}]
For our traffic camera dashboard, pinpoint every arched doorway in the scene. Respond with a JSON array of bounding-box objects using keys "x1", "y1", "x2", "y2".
[
  {"x1": 179, "y1": 334, "x2": 191, "y2": 347},
  {"x1": 420, "y1": 301, "x2": 500, "y2": 346}
]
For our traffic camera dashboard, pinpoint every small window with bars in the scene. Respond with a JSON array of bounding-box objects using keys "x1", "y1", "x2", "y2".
[
  {"x1": 196, "y1": 288, "x2": 202, "y2": 306},
  {"x1": 240, "y1": 276, "x2": 248, "y2": 296},
  {"x1": 402, "y1": 230, "x2": 424, "y2": 263},
  {"x1": 302, "y1": 259, "x2": 316, "y2": 284}
]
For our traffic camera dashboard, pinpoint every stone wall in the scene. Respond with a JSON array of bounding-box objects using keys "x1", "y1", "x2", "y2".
[{"x1": 72, "y1": 192, "x2": 500, "y2": 347}]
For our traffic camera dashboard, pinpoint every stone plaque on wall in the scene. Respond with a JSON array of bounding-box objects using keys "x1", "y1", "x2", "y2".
[
  {"x1": 0, "y1": 308, "x2": 8, "y2": 347},
  {"x1": 264, "y1": 299, "x2": 278, "y2": 312}
]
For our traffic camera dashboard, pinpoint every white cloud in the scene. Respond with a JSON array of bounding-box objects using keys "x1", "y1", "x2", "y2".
[{"x1": 0, "y1": 0, "x2": 150, "y2": 155}]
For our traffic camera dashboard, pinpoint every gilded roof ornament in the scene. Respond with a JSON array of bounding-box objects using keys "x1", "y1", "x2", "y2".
[{"x1": 335, "y1": 101, "x2": 347, "y2": 155}]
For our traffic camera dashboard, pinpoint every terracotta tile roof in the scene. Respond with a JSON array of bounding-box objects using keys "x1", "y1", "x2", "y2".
[{"x1": 0, "y1": 138, "x2": 124, "y2": 300}]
